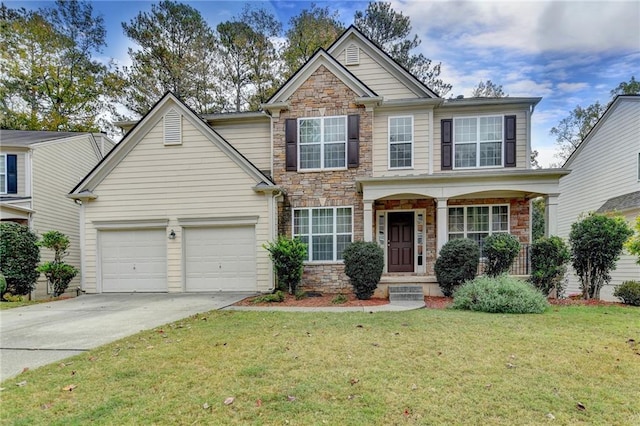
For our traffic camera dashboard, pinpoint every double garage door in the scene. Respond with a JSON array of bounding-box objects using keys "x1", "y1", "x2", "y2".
[{"x1": 100, "y1": 226, "x2": 256, "y2": 292}]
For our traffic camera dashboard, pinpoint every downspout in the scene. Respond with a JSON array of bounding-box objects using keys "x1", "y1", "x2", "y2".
[
  {"x1": 74, "y1": 198, "x2": 86, "y2": 294},
  {"x1": 267, "y1": 188, "x2": 282, "y2": 292}
]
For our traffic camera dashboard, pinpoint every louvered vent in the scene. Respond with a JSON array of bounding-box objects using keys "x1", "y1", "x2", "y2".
[
  {"x1": 345, "y1": 44, "x2": 359, "y2": 65},
  {"x1": 164, "y1": 108, "x2": 182, "y2": 145}
]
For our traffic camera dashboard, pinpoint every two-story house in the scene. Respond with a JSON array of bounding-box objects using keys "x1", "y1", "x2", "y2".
[
  {"x1": 557, "y1": 95, "x2": 640, "y2": 301},
  {"x1": 69, "y1": 26, "x2": 567, "y2": 296},
  {"x1": 0, "y1": 130, "x2": 114, "y2": 298}
]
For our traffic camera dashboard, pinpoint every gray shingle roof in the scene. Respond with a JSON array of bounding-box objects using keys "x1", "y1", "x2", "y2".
[
  {"x1": 597, "y1": 190, "x2": 640, "y2": 213},
  {"x1": 0, "y1": 129, "x2": 89, "y2": 147}
]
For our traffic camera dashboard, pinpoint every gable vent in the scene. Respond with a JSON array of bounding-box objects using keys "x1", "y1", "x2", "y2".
[
  {"x1": 164, "y1": 108, "x2": 182, "y2": 145},
  {"x1": 345, "y1": 43, "x2": 360, "y2": 65}
]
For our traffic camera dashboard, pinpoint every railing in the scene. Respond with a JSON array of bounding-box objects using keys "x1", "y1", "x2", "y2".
[{"x1": 477, "y1": 242, "x2": 531, "y2": 276}]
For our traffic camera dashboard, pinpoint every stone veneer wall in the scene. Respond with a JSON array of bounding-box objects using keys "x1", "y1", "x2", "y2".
[{"x1": 273, "y1": 65, "x2": 373, "y2": 293}]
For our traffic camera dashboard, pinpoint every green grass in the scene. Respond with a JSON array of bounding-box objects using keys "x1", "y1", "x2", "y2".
[
  {"x1": 0, "y1": 299, "x2": 48, "y2": 310},
  {"x1": 1, "y1": 306, "x2": 639, "y2": 425}
]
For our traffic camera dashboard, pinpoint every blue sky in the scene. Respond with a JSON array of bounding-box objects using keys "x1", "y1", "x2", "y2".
[{"x1": 8, "y1": 0, "x2": 640, "y2": 167}]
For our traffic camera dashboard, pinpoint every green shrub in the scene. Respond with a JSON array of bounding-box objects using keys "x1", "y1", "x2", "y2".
[
  {"x1": 0, "y1": 222, "x2": 40, "y2": 296},
  {"x1": 569, "y1": 213, "x2": 633, "y2": 299},
  {"x1": 529, "y1": 236, "x2": 570, "y2": 297},
  {"x1": 253, "y1": 290, "x2": 285, "y2": 303},
  {"x1": 483, "y1": 233, "x2": 521, "y2": 277},
  {"x1": 613, "y1": 281, "x2": 640, "y2": 306},
  {"x1": 0, "y1": 272, "x2": 6, "y2": 296},
  {"x1": 452, "y1": 274, "x2": 548, "y2": 314},
  {"x1": 434, "y1": 238, "x2": 479, "y2": 297},
  {"x1": 37, "y1": 230, "x2": 78, "y2": 297},
  {"x1": 624, "y1": 216, "x2": 640, "y2": 264},
  {"x1": 342, "y1": 241, "x2": 384, "y2": 300},
  {"x1": 331, "y1": 293, "x2": 348, "y2": 304},
  {"x1": 294, "y1": 290, "x2": 307, "y2": 300},
  {"x1": 264, "y1": 237, "x2": 307, "y2": 294}
]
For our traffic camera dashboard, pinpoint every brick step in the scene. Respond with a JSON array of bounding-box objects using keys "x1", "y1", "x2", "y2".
[{"x1": 388, "y1": 285, "x2": 424, "y2": 302}]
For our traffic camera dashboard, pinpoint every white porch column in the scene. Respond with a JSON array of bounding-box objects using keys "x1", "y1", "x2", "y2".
[
  {"x1": 363, "y1": 199, "x2": 374, "y2": 242},
  {"x1": 545, "y1": 194, "x2": 559, "y2": 237},
  {"x1": 436, "y1": 197, "x2": 449, "y2": 254}
]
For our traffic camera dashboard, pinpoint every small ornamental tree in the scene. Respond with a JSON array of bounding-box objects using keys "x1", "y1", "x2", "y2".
[
  {"x1": 529, "y1": 236, "x2": 570, "y2": 297},
  {"x1": 342, "y1": 241, "x2": 384, "y2": 300},
  {"x1": 38, "y1": 231, "x2": 78, "y2": 297},
  {"x1": 0, "y1": 222, "x2": 40, "y2": 295},
  {"x1": 434, "y1": 238, "x2": 479, "y2": 297},
  {"x1": 483, "y1": 233, "x2": 520, "y2": 277},
  {"x1": 264, "y1": 237, "x2": 307, "y2": 294},
  {"x1": 624, "y1": 215, "x2": 640, "y2": 264},
  {"x1": 569, "y1": 213, "x2": 633, "y2": 300}
]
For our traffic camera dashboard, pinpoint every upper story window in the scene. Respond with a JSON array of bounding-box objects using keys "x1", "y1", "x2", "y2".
[
  {"x1": 448, "y1": 205, "x2": 509, "y2": 244},
  {"x1": 293, "y1": 206, "x2": 353, "y2": 262},
  {"x1": 454, "y1": 116, "x2": 503, "y2": 168},
  {"x1": 0, "y1": 154, "x2": 6, "y2": 194},
  {"x1": 637, "y1": 152, "x2": 640, "y2": 181},
  {"x1": 299, "y1": 116, "x2": 347, "y2": 170},
  {"x1": 389, "y1": 116, "x2": 413, "y2": 169},
  {"x1": 0, "y1": 154, "x2": 17, "y2": 195}
]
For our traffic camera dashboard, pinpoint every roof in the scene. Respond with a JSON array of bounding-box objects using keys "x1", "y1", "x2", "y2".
[
  {"x1": 0, "y1": 129, "x2": 95, "y2": 147},
  {"x1": 596, "y1": 190, "x2": 640, "y2": 213},
  {"x1": 442, "y1": 97, "x2": 542, "y2": 109},
  {"x1": 563, "y1": 94, "x2": 640, "y2": 168}
]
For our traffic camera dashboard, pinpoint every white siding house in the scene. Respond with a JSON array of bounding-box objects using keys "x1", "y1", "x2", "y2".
[{"x1": 557, "y1": 95, "x2": 640, "y2": 300}]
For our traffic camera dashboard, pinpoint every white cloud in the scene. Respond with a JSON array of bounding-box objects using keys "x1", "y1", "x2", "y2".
[{"x1": 556, "y1": 82, "x2": 589, "y2": 93}]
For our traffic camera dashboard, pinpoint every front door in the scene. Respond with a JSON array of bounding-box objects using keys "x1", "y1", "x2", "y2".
[{"x1": 387, "y1": 212, "x2": 414, "y2": 272}]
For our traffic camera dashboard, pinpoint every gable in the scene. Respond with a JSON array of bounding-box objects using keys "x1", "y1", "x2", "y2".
[{"x1": 71, "y1": 93, "x2": 274, "y2": 197}]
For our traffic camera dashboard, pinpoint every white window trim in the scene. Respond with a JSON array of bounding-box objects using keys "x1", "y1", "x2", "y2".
[
  {"x1": 292, "y1": 206, "x2": 353, "y2": 263},
  {"x1": 0, "y1": 154, "x2": 6, "y2": 194},
  {"x1": 447, "y1": 204, "x2": 510, "y2": 241},
  {"x1": 637, "y1": 152, "x2": 640, "y2": 181},
  {"x1": 453, "y1": 114, "x2": 504, "y2": 170},
  {"x1": 297, "y1": 115, "x2": 348, "y2": 171},
  {"x1": 388, "y1": 115, "x2": 414, "y2": 170}
]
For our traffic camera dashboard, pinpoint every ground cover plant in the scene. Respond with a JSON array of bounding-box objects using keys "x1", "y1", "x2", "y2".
[{"x1": 1, "y1": 306, "x2": 639, "y2": 425}]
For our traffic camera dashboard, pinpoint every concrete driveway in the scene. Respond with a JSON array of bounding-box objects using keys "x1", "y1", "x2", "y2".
[{"x1": 0, "y1": 293, "x2": 250, "y2": 382}]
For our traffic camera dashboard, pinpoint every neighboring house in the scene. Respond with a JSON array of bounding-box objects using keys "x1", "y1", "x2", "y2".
[
  {"x1": 70, "y1": 26, "x2": 567, "y2": 296},
  {"x1": 557, "y1": 95, "x2": 640, "y2": 301},
  {"x1": 0, "y1": 130, "x2": 115, "y2": 298}
]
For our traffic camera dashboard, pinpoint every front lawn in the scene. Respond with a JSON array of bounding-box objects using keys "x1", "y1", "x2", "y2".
[{"x1": 1, "y1": 306, "x2": 638, "y2": 425}]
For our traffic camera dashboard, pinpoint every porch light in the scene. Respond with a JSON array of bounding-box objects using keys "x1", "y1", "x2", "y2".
[{"x1": 169, "y1": 229, "x2": 176, "y2": 240}]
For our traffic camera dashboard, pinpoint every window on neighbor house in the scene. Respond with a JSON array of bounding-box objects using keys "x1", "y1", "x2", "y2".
[
  {"x1": 0, "y1": 154, "x2": 6, "y2": 194},
  {"x1": 298, "y1": 116, "x2": 347, "y2": 170},
  {"x1": 454, "y1": 116, "x2": 503, "y2": 168},
  {"x1": 448, "y1": 205, "x2": 509, "y2": 244},
  {"x1": 389, "y1": 116, "x2": 413, "y2": 169},
  {"x1": 637, "y1": 152, "x2": 640, "y2": 180},
  {"x1": 293, "y1": 207, "x2": 353, "y2": 261}
]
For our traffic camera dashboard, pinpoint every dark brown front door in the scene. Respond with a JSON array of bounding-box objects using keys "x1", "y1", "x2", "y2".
[{"x1": 387, "y1": 212, "x2": 414, "y2": 272}]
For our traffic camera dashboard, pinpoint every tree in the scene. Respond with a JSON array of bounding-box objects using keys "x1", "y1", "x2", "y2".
[
  {"x1": 551, "y1": 76, "x2": 640, "y2": 164},
  {"x1": 0, "y1": 1, "x2": 120, "y2": 131},
  {"x1": 121, "y1": 0, "x2": 220, "y2": 115},
  {"x1": 569, "y1": 213, "x2": 633, "y2": 300},
  {"x1": 471, "y1": 80, "x2": 506, "y2": 98},
  {"x1": 216, "y1": 21, "x2": 255, "y2": 112},
  {"x1": 0, "y1": 222, "x2": 40, "y2": 296},
  {"x1": 530, "y1": 150, "x2": 541, "y2": 169},
  {"x1": 354, "y1": 2, "x2": 452, "y2": 97},
  {"x1": 282, "y1": 4, "x2": 344, "y2": 77},
  {"x1": 625, "y1": 215, "x2": 640, "y2": 264},
  {"x1": 38, "y1": 231, "x2": 78, "y2": 297}
]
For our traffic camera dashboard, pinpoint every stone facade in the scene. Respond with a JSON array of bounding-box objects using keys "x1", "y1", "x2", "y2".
[{"x1": 273, "y1": 66, "x2": 372, "y2": 292}]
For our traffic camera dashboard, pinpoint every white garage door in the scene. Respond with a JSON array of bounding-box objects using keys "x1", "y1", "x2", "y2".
[
  {"x1": 185, "y1": 226, "x2": 256, "y2": 292},
  {"x1": 100, "y1": 229, "x2": 167, "y2": 292}
]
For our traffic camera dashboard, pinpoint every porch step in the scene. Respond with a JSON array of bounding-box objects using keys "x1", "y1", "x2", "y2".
[{"x1": 388, "y1": 285, "x2": 424, "y2": 302}]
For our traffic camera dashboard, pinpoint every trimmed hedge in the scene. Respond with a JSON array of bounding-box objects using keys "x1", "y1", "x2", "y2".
[
  {"x1": 483, "y1": 233, "x2": 520, "y2": 277},
  {"x1": 0, "y1": 222, "x2": 40, "y2": 296},
  {"x1": 342, "y1": 241, "x2": 384, "y2": 300},
  {"x1": 434, "y1": 238, "x2": 479, "y2": 297}
]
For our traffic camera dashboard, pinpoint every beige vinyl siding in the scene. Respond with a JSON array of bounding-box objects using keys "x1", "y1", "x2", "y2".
[
  {"x1": 557, "y1": 99, "x2": 640, "y2": 300},
  {"x1": 372, "y1": 109, "x2": 430, "y2": 177},
  {"x1": 212, "y1": 118, "x2": 271, "y2": 173},
  {"x1": 31, "y1": 136, "x2": 102, "y2": 298},
  {"x1": 433, "y1": 108, "x2": 528, "y2": 172},
  {"x1": 82, "y1": 117, "x2": 272, "y2": 293},
  {"x1": 334, "y1": 46, "x2": 418, "y2": 100}
]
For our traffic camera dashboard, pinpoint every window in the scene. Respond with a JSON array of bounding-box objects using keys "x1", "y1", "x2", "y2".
[
  {"x1": 448, "y1": 205, "x2": 509, "y2": 244},
  {"x1": 389, "y1": 116, "x2": 413, "y2": 168},
  {"x1": 0, "y1": 154, "x2": 6, "y2": 194},
  {"x1": 293, "y1": 207, "x2": 353, "y2": 261},
  {"x1": 298, "y1": 116, "x2": 347, "y2": 170},
  {"x1": 637, "y1": 152, "x2": 640, "y2": 181},
  {"x1": 454, "y1": 116, "x2": 502, "y2": 168}
]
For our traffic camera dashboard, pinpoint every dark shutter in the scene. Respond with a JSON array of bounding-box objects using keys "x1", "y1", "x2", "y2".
[
  {"x1": 285, "y1": 119, "x2": 297, "y2": 171},
  {"x1": 347, "y1": 115, "x2": 360, "y2": 168},
  {"x1": 441, "y1": 119, "x2": 452, "y2": 170},
  {"x1": 7, "y1": 154, "x2": 17, "y2": 194},
  {"x1": 504, "y1": 115, "x2": 516, "y2": 167}
]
